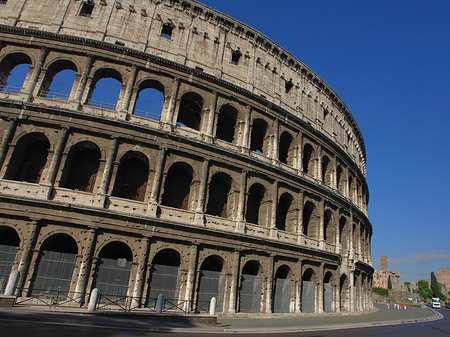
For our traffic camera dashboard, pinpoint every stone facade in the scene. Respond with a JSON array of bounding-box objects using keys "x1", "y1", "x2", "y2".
[{"x1": 0, "y1": 0, "x2": 373, "y2": 314}]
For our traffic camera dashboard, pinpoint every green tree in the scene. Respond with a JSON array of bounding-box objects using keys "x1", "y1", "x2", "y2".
[
  {"x1": 417, "y1": 279, "x2": 429, "y2": 291},
  {"x1": 431, "y1": 272, "x2": 440, "y2": 298},
  {"x1": 388, "y1": 275, "x2": 392, "y2": 289},
  {"x1": 417, "y1": 279, "x2": 432, "y2": 300}
]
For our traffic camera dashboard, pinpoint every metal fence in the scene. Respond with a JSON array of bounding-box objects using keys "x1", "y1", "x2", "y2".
[
  {"x1": 0, "y1": 85, "x2": 22, "y2": 93},
  {"x1": 87, "y1": 99, "x2": 116, "y2": 111},
  {"x1": 39, "y1": 90, "x2": 69, "y2": 100},
  {"x1": 132, "y1": 109, "x2": 161, "y2": 121}
]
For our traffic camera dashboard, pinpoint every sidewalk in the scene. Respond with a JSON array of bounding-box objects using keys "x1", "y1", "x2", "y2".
[{"x1": 0, "y1": 303, "x2": 443, "y2": 334}]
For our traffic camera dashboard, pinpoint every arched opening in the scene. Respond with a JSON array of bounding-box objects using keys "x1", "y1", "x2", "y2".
[
  {"x1": 239, "y1": 260, "x2": 262, "y2": 313},
  {"x1": 133, "y1": 80, "x2": 164, "y2": 120},
  {"x1": 324, "y1": 210, "x2": 335, "y2": 244},
  {"x1": 273, "y1": 265, "x2": 291, "y2": 313},
  {"x1": 205, "y1": 173, "x2": 232, "y2": 218},
  {"x1": 279, "y1": 132, "x2": 294, "y2": 165},
  {"x1": 60, "y1": 141, "x2": 101, "y2": 193},
  {"x1": 348, "y1": 176, "x2": 354, "y2": 202},
  {"x1": 147, "y1": 249, "x2": 181, "y2": 303},
  {"x1": 322, "y1": 155, "x2": 332, "y2": 186},
  {"x1": 0, "y1": 226, "x2": 20, "y2": 292},
  {"x1": 323, "y1": 271, "x2": 333, "y2": 312},
  {"x1": 301, "y1": 268, "x2": 316, "y2": 313},
  {"x1": 39, "y1": 60, "x2": 77, "y2": 100},
  {"x1": 340, "y1": 274, "x2": 350, "y2": 311},
  {"x1": 4, "y1": 133, "x2": 50, "y2": 184},
  {"x1": 250, "y1": 118, "x2": 268, "y2": 155},
  {"x1": 276, "y1": 193, "x2": 293, "y2": 232},
  {"x1": 302, "y1": 143, "x2": 315, "y2": 176},
  {"x1": 161, "y1": 162, "x2": 193, "y2": 210},
  {"x1": 302, "y1": 201, "x2": 319, "y2": 239},
  {"x1": 336, "y1": 165, "x2": 345, "y2": 195},
  {"x1": 176, "y1": 92, "x2": 203, "y2": 130},
  {"x1": 245, "y1": 183, "x2": 265, "y2": 225},
  {"x1": 93, "y1": 241, "x2": 132, "y2": 303},
  {"x1": 216, "y1": 104, "x2": 238, "y2": 143},
  {"x1": 197, "y1": 255, "x2": 225, "y2": 313},
  {"x1": 86, "y1": 68, "x2": 122, "y2": 110},
  {"x1": 0, "y1": 53, "x2": 32, "y2": 93},
  {"x1": 32, "y1": 234, "x2": 78, "y2": 295},
  {"x1": 352, "y1": 223, "x2": 358, "y2": 251},
  {"x1": 112, "y1": 152, "x2": 149, "y2": 202}
]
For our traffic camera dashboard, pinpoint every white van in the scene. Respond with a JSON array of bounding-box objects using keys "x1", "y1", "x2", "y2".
[{"x1": 431, "y1": 298, "x2": 441, "y2": 309}]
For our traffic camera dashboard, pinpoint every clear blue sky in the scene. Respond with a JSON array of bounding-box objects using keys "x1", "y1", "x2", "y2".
[{"x1": 200, "y1": 0, "x2": 450, "y2": 282}]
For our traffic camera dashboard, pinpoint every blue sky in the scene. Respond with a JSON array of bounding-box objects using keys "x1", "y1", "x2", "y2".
[{"x1": 200, "y1": 0, "x2": 450, "y2": 282}]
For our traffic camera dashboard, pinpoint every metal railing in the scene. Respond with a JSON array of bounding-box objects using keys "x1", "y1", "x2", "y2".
[
  {"x1": 87, "y1": 99, "x2": 116, "y2": 111},
  {"x1": 15, "y1": 289, "x2": 86, "y2": 308},
  {"x1": 39, "y1": 90, "x2": 69, "y2": 100},
  {"x1": 0, "y1": 85, "x2": 22, "y2": 93},
  {"x1": 132, "y1": 109, "x2": 161, "y2": 121}
]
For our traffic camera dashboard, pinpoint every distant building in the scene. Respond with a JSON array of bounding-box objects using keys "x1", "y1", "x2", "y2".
[
  {"x1": 436, "y1": 268, "x2": 450, "y2": 296},
  {"x1": 373, "y1": 256, "x2": 404, "y2": 291}
]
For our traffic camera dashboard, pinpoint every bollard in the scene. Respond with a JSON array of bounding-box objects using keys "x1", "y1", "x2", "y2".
[
  {"x1": 4, "y1": 270, "x2": 19, "y2": 296},
  {"x1": 88, "y1": 288, "x2": 99, "y2": 312},
  {"x1": 156, "y1": 293, "x2": 164, "y2": 314},
  {"x1": 209, "y1": 296, "x2": 217, "y2": 316}
]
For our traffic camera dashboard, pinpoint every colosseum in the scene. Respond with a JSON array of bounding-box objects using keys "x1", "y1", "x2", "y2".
[{"x1": 0, "y1": 0, "x2": 373, "y2": 314}]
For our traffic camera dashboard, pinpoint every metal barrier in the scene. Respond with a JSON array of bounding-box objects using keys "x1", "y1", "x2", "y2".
[
  {"x1": 132, "y1": 109, "x2": 161, "y2": 121},
  {"x1": 0, "y1": 85, "x2": 22, "y2": 93},
  {"x1": 39, "y1": 90, "x2": 69, "y2": 100},
  {"x1": 15, "y1": 289, "x2": 86, "y2": 308},
  {"x1": 87, "y1": 99, "x2": 116, "y2": 111}
]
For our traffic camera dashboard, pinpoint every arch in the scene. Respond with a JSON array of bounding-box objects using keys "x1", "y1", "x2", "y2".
[
  {"x1": 323, "y1": 209, "x2": 335, "y2": 244},
  {"x1": 336, "y1": 165, "x2": 345, "y2": 194},
  {"x1": 133, "y1": 79, "x2": 164, "y2": 120},
  {"x1": 273, "y1": 265, "x2": 292, "y2": 313},
  {"x1": 279, "y1": 131, "x2": 294, "y2": 165},
  {"x1": 0, "y1": 52, "x2": 32, "y2": 92},
  {"x1": 301, "y1": 268, "x2": 316, "y2": 313},
  {"x1": 60, "y1": 141, "x2": 101, "y2": 193},
  {"x1": 205, "y1": 172, "x2": 232, "y2": 218},
  {"x1": 93, "y1": 241, "x2": 133, "y2": 302},
  {"x1": 39, "y1": 59, "x2": 77, "y2": 100},
  {"x1": 32, "y1": 233, "x2": 78, "y2": 295},
  {"x1": 239, "y1": 260, "x2": 262, "y2": 313},
  {"x1": 352, "y1": 223, "x2": 359, "y2": 251},
  {"x1": 340, "y1": 274, "x2": 350, "y2": 311},
  {"x1": 4, "y1": 132, "x2": 50, "y2": 183},
  {"x1": 322, "y1": 155, "x2": 332, "y2": 186},
  {"x1": 197, "y1": 255, "x2": 225, "y2": 313},
  {"x1": 216, "y1": 104, "x2": 238, "y2": 143},
  {"x1": 250, "y1": 118, "x2": 268, "y2": 155},
  {"x1": 302, "y1": 201, "x2": 319, "y2": 239},
  {"x1": 86, "y1": 68, "x2": 122, "y2": 110},
  {"x1": 112, "y1": 152, "x2": 149, "y2": 202},
  {"x1": 147, "y1": 249, "x2": 181, "y2": 302},
  {"x1": 302, "y1": 143, "x2": 315, "y2": 176},
  {"x1": 323, "y1": 271, "x2": 334, "y2": 312},
  {"x1": 176, "y1": 92, "x2": 203, "y2": 130},
  {"x1": 0, "y1": 226, "x2": 20, "y2": 292},
  {"x1": 245, "y1": 183, "x2": 265, "y2": 225},
  {"x1": 276, "y1": 192, "x2": 293, "y2": 232},
  {"x1": 161, "y1": 162, "x2": 193, "y2": 210}
]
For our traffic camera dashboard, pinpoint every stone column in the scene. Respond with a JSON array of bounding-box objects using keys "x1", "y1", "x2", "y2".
[
  {"x1": 349, "y1": 271, "x2": 355, "y2": 312},
  {"x1": 240, "y1": 105, "x2": 251, "y2": 151},
  {"x1": 227, "y1": 250, "x2": 240, "y2": 313},
  {"x1": 0, "y1": 118, "x2": 17, "y2": 169},
  {"x1": 296, "y1": 191, "x2": 304, "y2": 244},
  {"x1": 72, "y1": 55, "x2": 94, "y2": 108},
  {"x1": 24, "y1": 47, "x2": 48, "y2": 101},
  {"x1": 98, "y1": 137, "x2": 119, "y2": 196},
  {"x1": 235, "y1": 170, "x2": 247, "y2": 232},
  {"x1": 298, "y1": 133, "x2": 304, "y2": 172},
  {"x1": 194, "y1": 159, "x2": 209, "y2": 225},
  {"x1": 318, "y1": 199, "x2": 325, "y2": 249},
  {"x1": 272, "y1": 119, "x2": 279, "y2": 161},
  {"x1": 183, "y1": 244, "x2": 198, "y2": 312},
  {"x1": 74, "y1": 229, "x2": 96, "y2": 302},
  {"x1": 147, "y1": 147, "x2": 166, "y2": 216},
  {"x1": 317, "y1": 265, "x2": 324, "y2": 313},
  {"x1": 316, "y1": 146, "x2": 322, "y2": 181},
  {"x1": 132, "y1": 237, "x2": 150, "y2": 307},
  {"x1": 162, "y1": 77, "x2": 180, "y2": 130},
  {"x1": 269, "y1": 181, "x2": 278, "y2": 238},
  {"x1": 205, "y1": 91, "x2": 218, "y2": 139},
  {"x1": 295, "y1": 260, "x2": 302, "y2": 313},
  {"x1": 265, "y1": 255, "x2": 275, "y2": 313},
  {"x1": 120, "y1": 65, "x2": 138, "y2": 117},
  {"x1": 15, "y1": 220, "x2": 40, "y2": 296}
]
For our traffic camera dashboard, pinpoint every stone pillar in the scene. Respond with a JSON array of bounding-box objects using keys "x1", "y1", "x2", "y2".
[
  {"x1": 269, "y1": 181, "x2": 278, "y2": 238},
  {"x1": 240, "y1": 105, "x2": 251, "y2": 150},
  {"x1": 0, "y1": 118, "x2": 17, "y2": 169},
  {"x1": 298, "y1": 133, "x2": 304, "y2": 172},
  {"x1": 163, "y1": 77, "x2": 180, "y2": 129},
  {"x1": 194, "y1": 159, "x2": 209, "y2": 225},
  {"x1": 120, "y1": 65, "x2": 138, "y2": 116},
  {"x1": 205, "y1": 91, "x2": 218, "y2": 138},
  {"x1": 183, "y1": 244, "x2": 198, "y2": 312},
  {"x1": 317, "y1": 146, "x2": 322, "y2": 181},
  {"x1": 227, "y1": 250, "x2": 240, "y2": 313},
  {"x1": 132, "y1": 237, "x2": 150, "y2": 307},
  {"x1": 318, "y1": 199, "x2": 325, "y2": 249},
  {"x1": 265, "y1": 255, "x2": 275, "y2": 313},
  {"x1": 296, "y1": 191, "x2": 304, "y2": 243},
  {"x1": 317, "y1": 265, "x2": 324, "y2": 313},
  {"x1": 74, "y1": 229, "x2": 96, "y2": 302},
  {"x1": 72, "y1": 55, "x2": 94, "y2": 108},
  {"x1": 349, "y1": 271, "x2": 355, "y2": 312},
  {"x1": 272, "y1": 119, "x2": 279, "y2": 161},
  {"x1": 24, "y1": 47, "x2": 48, "y2": 101},
  {"x1": 15, "y1": 220, "x2": 40, "y2": 296},
  {"x1": 147, "y1": 147, "x2": 166, "y2": 216},
  {"x1": 98, "y1": 137, "x2": 119, "y2": 196},
  {"x1": 235, "y1": 170, "x2": 247, "y2": 232},
  {"x1": 295, "y1": 260, "x2": 302, "y2": 313}
]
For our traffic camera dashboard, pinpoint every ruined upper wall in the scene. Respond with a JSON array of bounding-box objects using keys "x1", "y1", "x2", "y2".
[{"x1": 0, "y1": 0, "x2": 367, "y2": 175}]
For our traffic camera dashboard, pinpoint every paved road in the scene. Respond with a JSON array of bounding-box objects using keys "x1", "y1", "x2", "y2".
[{"x1": 0, "y1": 305, "x2": 447, "y2": 336}]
